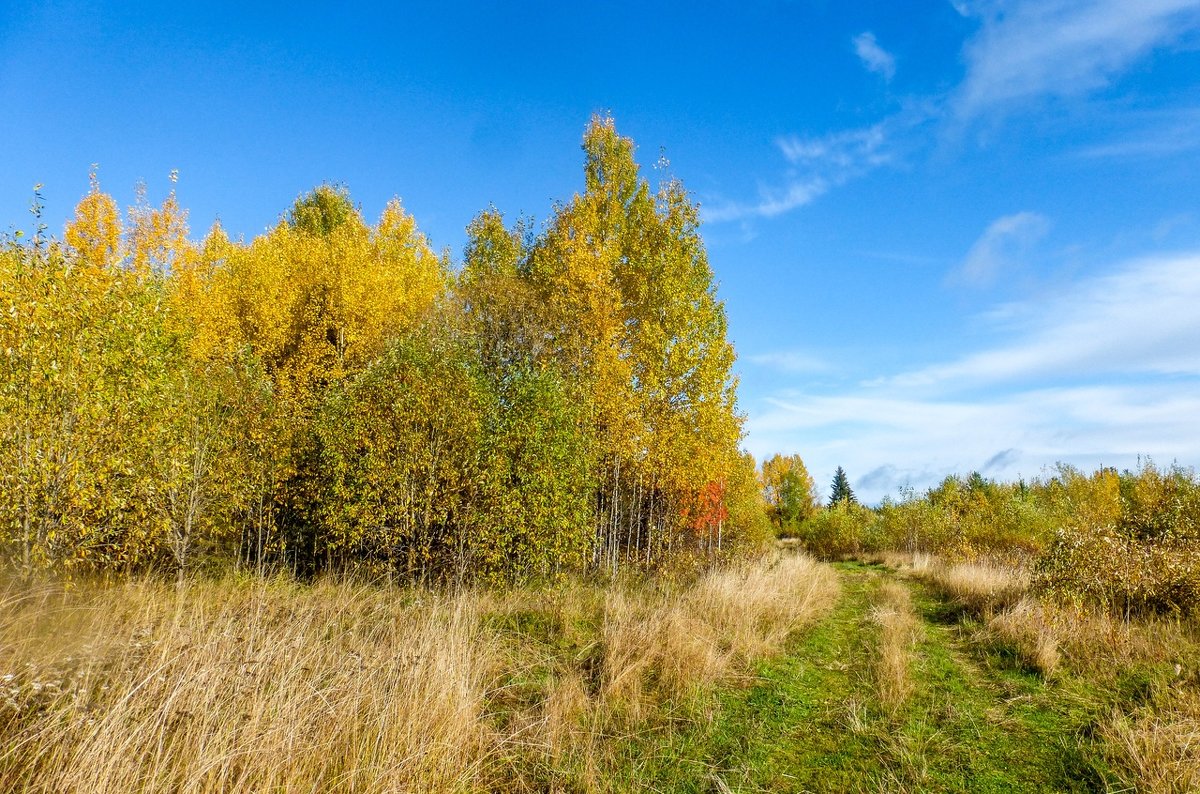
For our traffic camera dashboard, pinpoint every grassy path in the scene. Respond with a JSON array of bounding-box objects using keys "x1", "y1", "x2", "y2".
[
  {"x1": 625, "y1": 560, "x2": 1106, "y2": 792},
  {"x1": 705, "y1": 561, "x2": 898, "y2": 792}
]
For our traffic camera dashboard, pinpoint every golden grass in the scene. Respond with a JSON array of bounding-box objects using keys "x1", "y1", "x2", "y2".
[
  {"x1": 0, "y1": 577, "x2": 500, "y2": 792},
  {"x1": 1101, "y1": 687, "x2": 1200, "y2": 794},
  {"x1": 984, "y1": 597, "x2": 1060, "y2": 677},
  {"x1": 0, "y1": 551, "x2": 839, "y2": 793},
  {"x1": 599, "y1": 551, "x2": 841, "y2": 709},
  {"x1": 913, "y1": 559, "x2": 1029, "y2": 615},
  {"x1": 855, "y1": 550, "x2": 922, "y2": 570},
  {"x1": 990, "y1": 598, "x2": 1199, "y2": 680},
  {"x1": 868, "y1": 580, "x2": 919, "y2": 715},
  {"x1": 930, "y1": 561, "x2": 1200, "y2": 789},
  {"x1": 872, "y1": 550, "x2": 1200, "y2": 791}
]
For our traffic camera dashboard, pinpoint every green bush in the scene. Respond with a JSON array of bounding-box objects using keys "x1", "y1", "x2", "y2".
[{"x1": 797, "y1": 501, "x2": 877, "y2": 559}]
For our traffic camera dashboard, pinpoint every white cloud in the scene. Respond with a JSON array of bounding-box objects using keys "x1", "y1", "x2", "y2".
[
  {"x1": 1077, "y1": 107, "x2": 1200, "y2": 159},
  {"x1": 706, "y1": 1, "x2": 1200, "y2": 229},
  {"x1": 852, "y1": 32, "x2": 896, "y2": 82},
  {"x1": 702, "y1": 178, "x2": 828, "y2": 223},
  {"x1": 777, "y1": 123, "x2": 890, "y2": 169},
  {"x1": 898, "y1": 252, "x2": 1200, "y2": 387},
  {"x1": 955, "y1": 0, "x2": 1200, "y2": 119},
  {"x1": 748, "y1": 350, "x2": 831, "y2": 374},
  {"x1": 952, "y1": 211, "x2": 1050, "y2": 287},
  {"x1": 745, "y1": 250, "x2": 1200, "y2": 503},
  {"x1": 949, "y1": 0, "x2": 974, "y2": 17},
  {"x1": 746, "y1": 382, "x2": 1200, "y2": 504},
  {"x1": 702, "y1": 107, "x2": 934, "y2": 223}
]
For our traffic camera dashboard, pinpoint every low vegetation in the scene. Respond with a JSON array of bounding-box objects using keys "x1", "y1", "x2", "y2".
[
  {"x1": 867, "y1": 579, "x2": 918, "y2": 715},
  {"x1": 792, "y1": 460, "x2": 1200, "y2": 617},
  {"x1": 776, "y1": 459, "x2": 1200, "y2": 791},
  {"x1": 880, "y1": 553, "x2": 1200, "y2": 792},
  {"x1": 0, "y1": 553, "x2": 837, "y2": 792}
]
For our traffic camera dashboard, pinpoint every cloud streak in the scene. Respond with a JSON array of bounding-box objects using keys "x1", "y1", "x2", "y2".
[
  {"x1": 702, "y1": 107, "x2": 932, "y2": 223},
  {"x1": 954, "y1": 0, "x2": 1200, "y2": 119},
  {"x1": 748, "y1": 350, "x2": 832, "y2": 374},
  {"x1": 894, "y1": 252, "x2": 1200, "y2": 387},
  {"x1": 852, "y1": 32, "x2": 896, "y2": 82},
  {"x1": 747, "y1": 382, "x2": 1200, "y2": 503},
  {"x1": 707, "y1": 1, "x2": 1200, "y2": 225},
  {"x1": 951, "y1": 211, "x2": 1050, "y2": 287},
  {"x1": 1077, "y1": 107, "x2": 1200, "y2": 159}
]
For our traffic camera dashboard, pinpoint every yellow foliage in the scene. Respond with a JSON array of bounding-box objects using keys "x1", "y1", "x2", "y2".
[{"x1": 63, "y1": 167, "x2": 122, "y2": 269}]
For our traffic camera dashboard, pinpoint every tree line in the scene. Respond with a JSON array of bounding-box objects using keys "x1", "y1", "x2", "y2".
[{"x1": 0, "y1": 116, "x2": 770, "y2": 584}]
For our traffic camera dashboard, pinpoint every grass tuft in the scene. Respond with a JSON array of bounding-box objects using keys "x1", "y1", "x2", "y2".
[{"x1": 868, "y1": 580, "x2": 919, "y2": 714}]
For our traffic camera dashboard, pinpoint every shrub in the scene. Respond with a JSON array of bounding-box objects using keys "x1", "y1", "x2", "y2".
[
  {"x1": 1033, "y1": 462, "x2": 1200, "y2": 616},
  {"x1": 1035, "y1": 527, "x2": 1200, "y2": 616},
  {"x1": 797, "y1": 501, "x2": 877, "y2": 559}
]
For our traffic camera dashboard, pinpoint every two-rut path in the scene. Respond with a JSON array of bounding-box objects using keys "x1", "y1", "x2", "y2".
[{"x1": 630, "y1": 560, "x2": 1107, "y2": 793}]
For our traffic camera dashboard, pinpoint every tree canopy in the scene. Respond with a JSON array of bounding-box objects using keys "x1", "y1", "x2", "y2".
[{"x1": 0, "y1": 116, "x2": 771, "y2": 582}]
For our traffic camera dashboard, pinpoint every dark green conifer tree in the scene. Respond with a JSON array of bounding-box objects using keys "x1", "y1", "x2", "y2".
[{"x1": 829, "y1": 466, "x2": 857, "y2": 506}]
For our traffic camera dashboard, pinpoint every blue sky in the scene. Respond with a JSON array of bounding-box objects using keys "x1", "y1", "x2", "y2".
[{"x1": 3, "y1": 1, "x2": 1200, "y2": 503}]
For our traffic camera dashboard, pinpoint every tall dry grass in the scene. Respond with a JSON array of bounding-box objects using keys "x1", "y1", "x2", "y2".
[
  {"x1": 979, "y1": 595, "x2": 1200, "y2": 790},
  {"x1": 984, "y1": 597, "x2": 1060, "y2": 677},
  {"x1": 1101, "y1": 687, "x2": 1200, "y2": 794},
  {"x1": 599, "y1": 551, "x2": 840, "y2": 708},
  {"x1": 0, "y1": 551, "x2": 839, "y2": 793},
  {"x1": 911, "y1": 558, "x2": 1029, "y2": 615},
  {"x1": 0, "y1": 576, "x2": 501, "y2": 792},
  {"x1": 868, "y1": 580, "x2": 919, "y2": 715},
  {"x1": 912, "y1": 554, "x2": 1200, "y2": 790}
]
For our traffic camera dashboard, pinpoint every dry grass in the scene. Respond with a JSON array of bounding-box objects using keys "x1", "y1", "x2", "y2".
[
  {"x1": 599, "y1": 551, "x2": 840, "y2": 709},
  {"x1": 997, "y1": 600, "x2": 1199, "y2": 680},
  {"x1": 865, "y1": 551, "x2": 1200, "y2": 791},
  {"x1": 1101, "y1": 687, "x2": 1200, "y2": 794},
  {"x1": 856, "y1": 550, "x2": 922, "y2": 570},
  {"x1": 0, "y1": 551, "x2": 839, "y2": 793},
  {"x1": 0, "y1": 576, "x2": 501, "y2": 792},
  {"x1": 913, "y1": 559, "x2": 1029, "y2": 615},
  {"x1": 984, "y1": 597, "x2": 1060, "y2": 677},
  {"x1": 868, "y1": 580, "x2": 919, "y2": 715},
  {"x1": 940, "y1": 565, "x2": 1200, "y2": 789}
]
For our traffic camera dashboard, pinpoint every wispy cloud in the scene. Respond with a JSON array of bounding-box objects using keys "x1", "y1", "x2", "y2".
[
  {"x1": 748, "y1": 350, "x2": 832, "y2": 374},
  {"x1": 897, "y1": 252, "x2": 1200, "y2": 387},
  {"x1": 746, "y1": 381, "x2": 1200, "y2": 503},
  {"x1": 1077, "y1": 107, "x2": 1200, "y2": 159},
  {"x1": 702, "y1": 178, "x2": 829, "y2": 223},
  {"x1": 777, "y1": 123, "x2": 891, "y2": 169},
  {"x1": 852, "y1": 31, "x2": 896, "y2": 82},
  {"x1": 950, "y1": 211, "x2": 1050, "y2": 287},
  {"x1": 949, "y1": 0, "x2": 973, "y2": 17},
  {"x1": 708, "y1": 1, "x2": 1200, "y2": 228},
  {"x1": 954, "y1": 0, "x2": 1200, "y2": 119},
  {"x1": 703, "y1": 107, "x2": 933, "y2": 223}
]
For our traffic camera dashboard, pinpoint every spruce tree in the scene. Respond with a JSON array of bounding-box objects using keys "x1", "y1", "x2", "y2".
[{"x1": 829, "y1": 466, "x2": 857, "y2": 506}]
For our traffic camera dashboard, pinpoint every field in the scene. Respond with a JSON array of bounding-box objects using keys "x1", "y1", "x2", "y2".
[{"x1": 1, "y1": 549, "x2": 1197, "y2": 793}]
